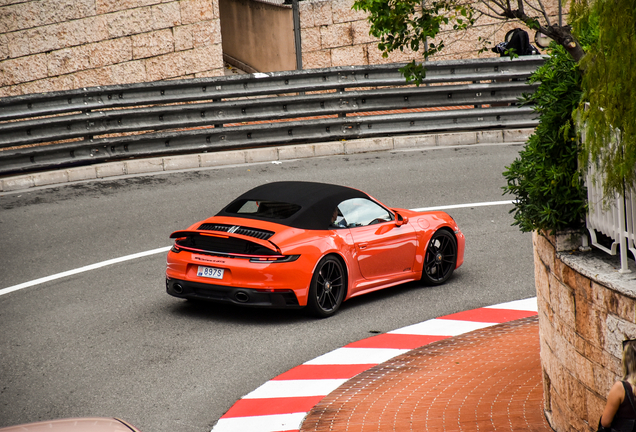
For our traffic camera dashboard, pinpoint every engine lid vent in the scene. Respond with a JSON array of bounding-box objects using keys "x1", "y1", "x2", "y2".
[{"x1": 197, "y1": 223, "x2": 274, "y2": 240}]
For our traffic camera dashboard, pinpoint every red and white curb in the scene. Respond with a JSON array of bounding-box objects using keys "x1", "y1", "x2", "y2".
[{"x1": 210, "y1": 297, "x2": 538, "y2": 432}]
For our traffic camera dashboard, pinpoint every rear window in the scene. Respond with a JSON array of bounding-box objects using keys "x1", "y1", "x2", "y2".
[{"x1": 225, "y1": 200, "x2": 301, "y2": 219}]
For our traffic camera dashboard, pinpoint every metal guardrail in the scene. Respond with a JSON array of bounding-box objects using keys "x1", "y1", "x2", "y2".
[{"x1": 0, "y1": 56, "x2": 545, "y2": 176}]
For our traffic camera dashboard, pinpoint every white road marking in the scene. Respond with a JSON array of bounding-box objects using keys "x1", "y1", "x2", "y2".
[
  {"x1": 0, "y1": 246, "x2": 171, "y2": 297},
  {"x1": 304, "y1": 347, "x2": 410, "y2": 365},
  {"x1": 212, "y1": 413, "x2": 308, "y2": 432},
  {"x1": 485, "y1": 297, "x2": 538, "y2": 311},
  {"x1": 243, "y1": 379, "x2": 348, "y2": 399},
  {"x1": 1, "y1": 199, "x2": 514, "y2": 296},
  {"x1": 412, "y1": 199, "x2": 513, "y2": 212},
  {"x1": 389, "y1": 319, "x2": 497, "y2": 336}
]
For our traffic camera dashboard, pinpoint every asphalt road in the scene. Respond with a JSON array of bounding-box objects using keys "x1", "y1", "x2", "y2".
[{"x1": 0, "y1": 142, "x2": 535, "y2": 432}]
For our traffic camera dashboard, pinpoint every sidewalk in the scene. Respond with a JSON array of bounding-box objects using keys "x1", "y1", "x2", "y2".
[
  {"x1": 211, "y1": 298, "x2": 553, "y2": 432},
  {"x1": 302, "y1": 316, "x2": 551, "y2": 432}
]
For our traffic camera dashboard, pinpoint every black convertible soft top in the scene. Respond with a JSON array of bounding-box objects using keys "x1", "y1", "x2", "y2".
[{"x1": 216, "y1": 181, "x2": 369, "y2": 230}]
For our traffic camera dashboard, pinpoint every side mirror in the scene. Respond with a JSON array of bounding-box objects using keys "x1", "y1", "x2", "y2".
[{"x1": 395, "y1": 212, "x2": 408, "y2": 226}]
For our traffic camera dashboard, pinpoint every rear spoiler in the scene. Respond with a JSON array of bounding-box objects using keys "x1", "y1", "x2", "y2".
[{"x1": 169, "y1": 230, "x2": 282, "y2": 254}]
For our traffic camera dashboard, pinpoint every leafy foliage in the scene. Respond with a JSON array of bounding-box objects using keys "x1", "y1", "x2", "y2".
[
  {"x1": 572, "y1": 0, "x2": 636, "y2": 198},
  {"x1": 352, "y1": 0, "x2": 474, "y2": 84},
  {"x1": 354, "y1": 0, "x2": 632, "y2": 234},
  {"x1": 502, "y1": 44, "x2": 587, "y2": 233}
]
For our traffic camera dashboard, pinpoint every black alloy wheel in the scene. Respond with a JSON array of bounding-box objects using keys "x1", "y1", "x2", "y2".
[
  {"x1": 307, "y1": 256, "x2": 346, "y2": 318},
  {"x1": 421, "y1": 230, "x2": 457, "y2": 285}
]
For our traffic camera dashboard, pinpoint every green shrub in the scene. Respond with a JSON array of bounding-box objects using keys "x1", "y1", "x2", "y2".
[
  {"x1": 502, "y1": 45, "x2": 587, "y2": 234},
  {"x1": 573, "y1": 0, "x2": 636, "y2": 201}
]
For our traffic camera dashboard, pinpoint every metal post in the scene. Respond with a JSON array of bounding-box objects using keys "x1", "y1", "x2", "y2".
[
  {"x1": 619, "y1": 190, "x2": 631, "y2": 273},
  {"x1": 558, "y1": 0, "x2": 562, "y2": 27},
  {"x1": 292, "y1": 0, "x2": 303, "y2": 70},
  {"x1": 421, "y1": 0, "x2": 428, "y2": 60}
]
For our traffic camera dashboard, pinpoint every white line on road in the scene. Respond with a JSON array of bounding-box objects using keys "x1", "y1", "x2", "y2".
[
  {"x1": 0, "y1": 246, "x2": 171, "y2": 297},
  {"x1": 1, "y1": 199, "x2": 515, "y2": 296},
  {"x1": 412, "y1": 200, "x2": 513, "y2": 212}
]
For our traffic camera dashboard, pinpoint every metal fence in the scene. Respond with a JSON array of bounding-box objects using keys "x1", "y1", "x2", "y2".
[
  {"x1": 586, "y1": 164, "x2": 636, "y2": 272},
  {"x1": 0, "y1": 56, "x2": 545, "y2": 176}
]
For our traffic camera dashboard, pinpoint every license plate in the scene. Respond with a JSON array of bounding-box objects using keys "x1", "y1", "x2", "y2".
[{"x1": 197, "y1": 266, "x2": 224, "y2": 279}]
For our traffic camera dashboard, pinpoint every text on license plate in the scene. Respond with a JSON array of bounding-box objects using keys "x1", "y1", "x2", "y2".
[{"x1": 197, "y1": 266, "x2": 224, "y2": 279}]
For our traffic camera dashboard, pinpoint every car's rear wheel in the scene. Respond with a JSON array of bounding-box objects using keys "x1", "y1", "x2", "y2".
[
  {"x1": 307, "y1": 256, "x2": 346, "y2": 318},
  {"x1": 421, "y1": 230, "x2": 457, "y2": 285}
]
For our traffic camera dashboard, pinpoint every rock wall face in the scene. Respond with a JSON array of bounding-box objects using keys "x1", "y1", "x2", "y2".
[
  {"x1": 0, "y1": 0, "x2": 224, "y2": 97},
  {"x1": 533, "y1": 231, "x2": 636, "y2": 431},
  {"x1": 298, "y1": 0, "x2": 564, "y2": 69},
  {"x1": 0, "y1": 0, "x2": 565, "y2": 97}
]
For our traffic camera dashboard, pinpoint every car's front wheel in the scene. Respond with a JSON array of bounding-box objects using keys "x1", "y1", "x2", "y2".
[
  {"x1": 421, "y1": 230, "x2": 457, "y2": 285},
  {"x1": 306, "y1": 256, "x2": 346, "y2": 318}
]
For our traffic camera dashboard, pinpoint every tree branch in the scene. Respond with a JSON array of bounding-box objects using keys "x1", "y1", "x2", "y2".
[
  {"x1": 540, "y1": 24, "x2": 586, "y2": 62},
  {"x1": 476, "y1": 0, "x2": 585, "y2": 62},
  {"x1": 529, "y1": 0, "x2": 551, "y2": 27},
  {"x1": 475, "y1": 1, "x2": 507, "y2": 19},
  {"x1": 474, "y1": 8, "x2": 508, "y2": 21},
  {"x1": 485, "y1": 0, "x2": 507, "y2": 10}
]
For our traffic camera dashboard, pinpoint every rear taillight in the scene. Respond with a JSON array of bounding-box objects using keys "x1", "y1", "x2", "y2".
[{"x1": 249, "y1": 255, "x2": 300, "y2": 263}]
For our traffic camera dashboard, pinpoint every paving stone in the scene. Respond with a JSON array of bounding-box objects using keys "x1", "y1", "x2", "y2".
[
  {"x1": 125, "y1": 158, "x2": 163, "y2": 174},
  {"x1": 1, "y1": 175, "x2": 34, "y2": 192},
  {"x1": 95, "y1": 161, "x2": 126, "y2": 178},
  {"x1": 245, "y1": 147, "x2": 279, "y2": 163},
  {"x1": 437, "y1": 132, "x2": 478, "y2": 146},
  {"x1": 393, "y1": 134, "x2": 436, "y2": 149},
  {"x1": 33, "y1": 170, "x2": 69, "y2": 186},
  {"x1": 477, "y1": 130, "x2": 504, "y2": 143},
  {"x1": 163, "y1": 154, "x2": 200, "y2": 171},
  {"x1": 67, "y1": 166, "x2": 97, "y2": 182},
  {"x1": 314, "y1": 141, "x2": 345, "y2": 156},
  {"x1": 278, "y1": 145, "x2": 316, "y2": 160},
  {"x1": 301, "y1": 317, "x2": 552, "y2": 432},
  {"x1": 200, "y1": 150, "x2": 245, "y2": 167},
  {"x1": 344, "y1": 137, "x2": 393, "y2": 154},
  {"x1": 504, "y1": 128, "x2": 534, "y2": 143}
]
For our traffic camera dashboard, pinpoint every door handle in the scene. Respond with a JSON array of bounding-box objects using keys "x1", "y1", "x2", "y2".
[{"x1": 358, "y1": 243, "x2": 368, "y2": 249}]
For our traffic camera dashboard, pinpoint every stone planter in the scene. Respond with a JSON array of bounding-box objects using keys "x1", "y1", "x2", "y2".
[{"x1": 533, "y1": 230, "x2": 636, "y2": 431}]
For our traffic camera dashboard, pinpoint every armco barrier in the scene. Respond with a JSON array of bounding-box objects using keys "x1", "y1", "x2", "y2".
[{"x1": 0, "y1": 56, "x2": 545, "y2": 176}]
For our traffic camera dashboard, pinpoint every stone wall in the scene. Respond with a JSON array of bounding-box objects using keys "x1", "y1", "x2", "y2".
[
  {"x1": 0, "y1": 0, "x2": 224, "y2": 97},
  {"x1": 0, "y1": 0, "x2": 566, "y2": 97},
  {"x1": 219, "y1": 0, "x2": 295, "y2": 73},
  {"x1": 298, "y1": 0, "x2": 565, "y2": 69},
  {"x1": 533, "y1": 231, "x2": 636, "y2": 431}
]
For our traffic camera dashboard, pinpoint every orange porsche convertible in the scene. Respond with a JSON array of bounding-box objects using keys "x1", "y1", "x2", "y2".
[{"x1": 166, "y1": 181, "x2": 465, "y2": 317}]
